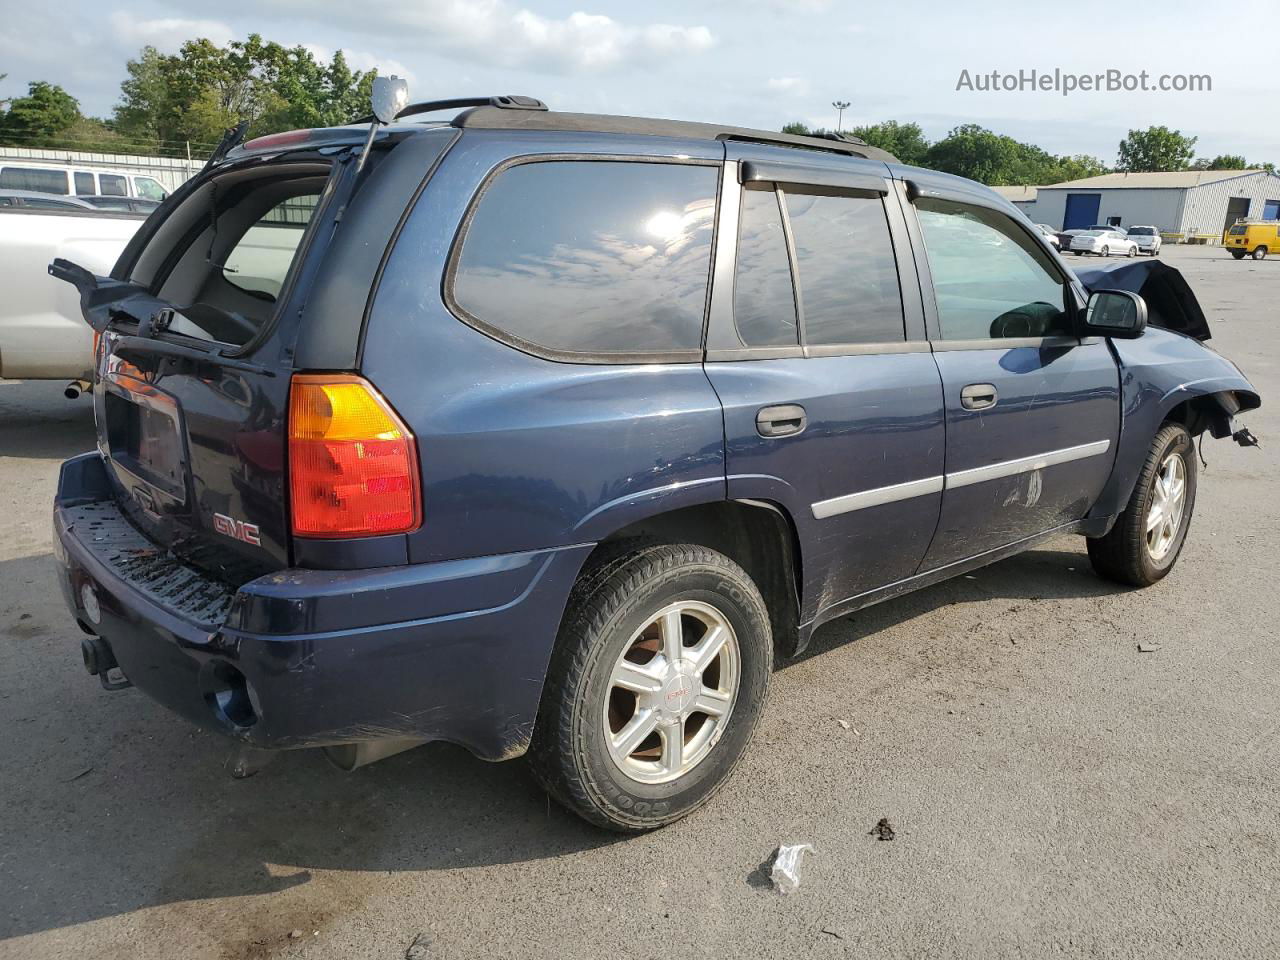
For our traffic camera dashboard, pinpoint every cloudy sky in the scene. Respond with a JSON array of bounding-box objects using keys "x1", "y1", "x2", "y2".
[{"x1": 3, "y1": 0, "x2": 1276, "y2": 164}]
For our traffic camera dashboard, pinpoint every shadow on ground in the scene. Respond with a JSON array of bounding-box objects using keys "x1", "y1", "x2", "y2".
[{"x1": 0, "y1": 537, "x2": 1120, "y2": 942}]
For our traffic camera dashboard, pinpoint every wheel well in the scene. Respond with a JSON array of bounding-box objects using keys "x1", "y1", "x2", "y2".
[
  {"x1": 589, "y1": 501, "x2": 802, "y2": 659},
  {"x1": 1162, "y1": 392, "x2": 1246, "y2": 439}
]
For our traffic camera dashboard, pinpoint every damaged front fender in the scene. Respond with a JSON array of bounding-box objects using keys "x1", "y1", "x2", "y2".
[{"x1": 1088, "y1": 326, "x2": 1261, "y2": 521}]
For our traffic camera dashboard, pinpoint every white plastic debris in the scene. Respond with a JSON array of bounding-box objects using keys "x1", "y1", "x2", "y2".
[{"x1": 769, "y1": 843, "x2": 815, "y2": 894}]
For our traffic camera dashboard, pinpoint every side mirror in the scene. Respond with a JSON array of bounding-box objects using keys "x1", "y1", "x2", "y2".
[
  {"x1": 1083, "y1": 289, "x2": 1147, "y2": 339},
  {"x1": 371, "y1": 75, "x2": 409, "y2": 125}
]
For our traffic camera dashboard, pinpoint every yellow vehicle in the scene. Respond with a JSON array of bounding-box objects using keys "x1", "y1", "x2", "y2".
[{"x1": 1224, "y1": 220, "x2": 1279, "y2": 260}]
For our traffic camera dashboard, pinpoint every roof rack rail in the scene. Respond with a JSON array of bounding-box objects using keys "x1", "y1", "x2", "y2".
[
  {"x1": 814, "y1": 131, "x2": 869, "y2": 147},
  {"x1": 351, "y1": 95, "x2": 546, "y2": 125}
]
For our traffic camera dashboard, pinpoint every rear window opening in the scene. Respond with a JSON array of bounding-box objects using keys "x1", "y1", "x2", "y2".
[{"x1": 127, "y1": 162, "x2": 331, "y2": 349}]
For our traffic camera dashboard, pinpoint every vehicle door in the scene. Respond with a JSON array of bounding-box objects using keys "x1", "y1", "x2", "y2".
[
  {"x1": 900, "y1": 179, "x2": 1120, "y2": 569},
  {"x1": 703, "y1": 145, "x2": 946, "y2": 623}
]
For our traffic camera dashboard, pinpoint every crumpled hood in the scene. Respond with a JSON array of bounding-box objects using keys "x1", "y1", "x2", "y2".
[{"x1": 1071, "y1": 258, "x2": 1212, "y2": 342}]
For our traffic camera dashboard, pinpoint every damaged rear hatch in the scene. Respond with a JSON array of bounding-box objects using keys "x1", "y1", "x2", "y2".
[{"x1": 53, "y1": 127, "x2": 378, "y2": 586}]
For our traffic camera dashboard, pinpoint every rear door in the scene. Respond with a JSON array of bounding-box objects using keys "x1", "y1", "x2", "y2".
[
  {"x1": 902, "y1": 181, "x2": 1120, "y2": 568},
  {"x1": 704, "y1": 146, "x2": 945, "y2": 623}
]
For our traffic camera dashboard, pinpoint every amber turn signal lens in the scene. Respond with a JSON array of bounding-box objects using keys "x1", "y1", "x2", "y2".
[{"x1": 287, "y1": 374, "x2": 421, "y2": 538}]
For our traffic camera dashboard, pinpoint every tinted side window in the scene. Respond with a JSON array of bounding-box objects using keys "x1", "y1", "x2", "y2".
[
  {"x1": 99, "y1": 174, "x2": 128, "y2": 197},
  {"x1": 74, "y1": 172, "x2": 95, "y2": 195},
  {"x1": 733, "y1": 185, "x2": 797, "y2": 346},
  {"x1": 915, "y1": 198, "x2": 1070, "y2": 340},
  {"x1": 134, "y1": 177, "x2": 167, "y2": 200},
  {"x1": 784, "y1": 190, "x2": 904, "y2": 345},
  {"x1": 452, "y1": 160, "x2": 717, "y2": 356},
  {"x1": 0, "y1": 167, "x2": 67, "y2": 194}
]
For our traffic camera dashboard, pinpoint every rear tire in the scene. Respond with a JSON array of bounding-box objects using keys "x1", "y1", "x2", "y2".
[
  {"x1": 529, "y1": 544, "x2": 772, "y2": 831},
  {"x1": 1101, "y1": 246, "x2": 1110, "y2": 256},
  {"x1": 1253, "y1": 246, "x2": 1269, "y2": 261},
  {"x1": 1127, "y1": 245, "x2": 1136, "y2": 257},
  {"x1": 1087, "y1": 423, "x2": 1197, "y2": 587}
]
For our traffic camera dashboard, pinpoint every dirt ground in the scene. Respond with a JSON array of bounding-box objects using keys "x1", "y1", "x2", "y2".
[{"x1": 1, "y1": 245, "x2": 1276, "y2": 959}]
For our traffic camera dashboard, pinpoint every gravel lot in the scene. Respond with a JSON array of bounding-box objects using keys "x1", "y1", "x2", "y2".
[{"x1": 1, "y1": 245, "x2": 1276, "y2": 960}]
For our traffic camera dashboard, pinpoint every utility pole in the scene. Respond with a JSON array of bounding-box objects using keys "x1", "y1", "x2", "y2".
[{"x1": 832, "y1": 100, "x2": 850, "y2": 133}]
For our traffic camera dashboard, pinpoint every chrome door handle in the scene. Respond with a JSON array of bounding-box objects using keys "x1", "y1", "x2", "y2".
[
  {"x1": 756, "y1": 404, "x2": 807, "y2": 438},
  {"x1": 960, "y1": 383, "x2": 998, "y2": 410}
]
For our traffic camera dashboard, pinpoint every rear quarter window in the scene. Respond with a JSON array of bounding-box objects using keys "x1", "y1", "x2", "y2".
[
  {"x1": 99, "y1": 174, "x2": 128, "y2": 197},
  {"x1": 450, "y1": 159, "x2": 719, "y2": 359},
  {"x1": 0, "y1": 167, "x2": 68, "y2": 194}
]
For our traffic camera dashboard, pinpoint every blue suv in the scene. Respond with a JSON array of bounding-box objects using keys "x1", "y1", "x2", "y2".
[{"x1": 51, "y1": 95, "x2": 1259, "y2": 830}]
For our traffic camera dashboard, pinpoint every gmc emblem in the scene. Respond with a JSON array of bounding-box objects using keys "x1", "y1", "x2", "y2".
[{"x1": 212, "y1": 513, "x2": 262, "y2": 546}]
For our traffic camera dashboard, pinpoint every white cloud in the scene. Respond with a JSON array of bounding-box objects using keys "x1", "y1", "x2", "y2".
[
  {"x1": 767, "y1": 76, "x2": 810, "y2": 96},
  {"x1": 250, "y1": 0, "x2": 715, "y2": 72},
  {"x1": 109, "y1": 12, "x2": 234, "y2": 51},
  {"x1": 299, "y1": 44, "x2": 416, "y2": 84}
]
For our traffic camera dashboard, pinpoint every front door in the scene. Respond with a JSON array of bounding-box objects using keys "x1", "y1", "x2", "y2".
[
  {"x1": 704, "y1": 147, "x2": 945, "y2": 624},
  {"x1": 906, "y1": 188, "x2": 1120, "y2": 569}
]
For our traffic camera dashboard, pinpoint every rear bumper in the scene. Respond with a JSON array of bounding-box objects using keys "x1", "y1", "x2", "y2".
[{"x1": 53, "y1": 453, "x2": 591, "y2": 760}]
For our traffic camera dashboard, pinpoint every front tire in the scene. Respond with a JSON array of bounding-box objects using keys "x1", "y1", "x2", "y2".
[
  {"x1": 1087, "y1": 423, "x2": 1198, "y2": 587},
  {"x1": 1231, "y1": 249, "x2": 1247, "y2": 260},
  {"x1": 529, "y1": 544, "x2": 772, "y2": 831},
  {"x1": 1101, "y1": 246, "x2": 1110, "y2": 256}
]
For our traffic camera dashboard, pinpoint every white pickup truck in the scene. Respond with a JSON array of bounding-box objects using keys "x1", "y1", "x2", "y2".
[
  {"x1": 1, "y1": 206, "x2": 302, "y2": 391},
  {"x1": 0, "y1": 207, "x2": 144, "y2": 387}
]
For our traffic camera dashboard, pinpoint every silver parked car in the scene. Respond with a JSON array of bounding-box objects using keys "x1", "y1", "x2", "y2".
[
  {"x1": 1069, "y1": 229, "x2": 1138, "y2": 257},
  {"x1": 1127, "y1": 225, "x2": 1163, "y2": 256}
]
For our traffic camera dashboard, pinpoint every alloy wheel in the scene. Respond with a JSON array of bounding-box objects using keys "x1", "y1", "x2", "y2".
[
  {"x1": 1146, "y1": 452, "x2": 1187, "y2": 561},
  {"x1": 603, "y1": 600, "x2": 740, "y2": 784}
]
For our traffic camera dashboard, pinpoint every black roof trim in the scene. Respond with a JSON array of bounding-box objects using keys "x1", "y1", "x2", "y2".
[{"x1": 450, "y1": 107, "x2": 899, "y2": 164}]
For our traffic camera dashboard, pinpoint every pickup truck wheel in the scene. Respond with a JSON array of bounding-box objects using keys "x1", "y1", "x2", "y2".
[
  {"x1": 529, "y1": 544, "x2": 771, "y2": 831},
  {"x1": 1087, "y1": 423, "x2": 1198, "y2": 587}
]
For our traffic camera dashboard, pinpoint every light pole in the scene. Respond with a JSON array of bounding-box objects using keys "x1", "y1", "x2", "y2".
[{"x1": 832, "y1": 100, "x2": 850, "y2": 133}]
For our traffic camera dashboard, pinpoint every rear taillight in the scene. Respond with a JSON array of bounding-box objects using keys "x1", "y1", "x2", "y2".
[{"x1": 287, "y1": 374, "x2": 421, "y2": 538}]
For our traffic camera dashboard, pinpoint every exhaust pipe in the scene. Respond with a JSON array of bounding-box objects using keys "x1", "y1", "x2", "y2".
[{"x1": 64, "y1": 379, "x2": 91, "y2": 400}]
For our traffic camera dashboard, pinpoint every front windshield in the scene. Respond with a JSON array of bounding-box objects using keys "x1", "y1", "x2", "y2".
[
  {"x1": 1129, "y1": 227, "x2": 1155, "y2": 236},
  {"x1": 1080, "y1": 230, "x2": 1105, "y2": 237}
]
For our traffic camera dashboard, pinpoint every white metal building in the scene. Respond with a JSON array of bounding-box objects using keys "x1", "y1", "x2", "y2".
[
  {"x1": 1016, "y1": 170, "x2": 1280, "y2": 238},
  {"x1": 991, "y1": 185, "x2": 1039, "y2": 217}
]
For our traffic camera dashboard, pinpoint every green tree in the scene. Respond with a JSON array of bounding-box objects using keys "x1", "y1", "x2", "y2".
[
  {"x1": 0, "y1": 81, "x2": 81, "y2": 145},
  {"x1": 924, "y1": 124, "x2": 1024, "y2": 184},
  {"x1": 847, "y1": 120, "x2": 929, "y2": 166},
  {"x1": 1116, "y1": 126, "x2": 1197, "y2": 172},
  {"x1": 113, "y1": 34, "x2": 378, "y2": 156},
  {"x1": 1207, "y1": 154, "x2": 1249, "y2": 169}
]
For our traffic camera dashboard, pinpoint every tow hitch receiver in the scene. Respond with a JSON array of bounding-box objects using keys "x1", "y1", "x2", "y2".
[{"x1": 80, "y1": 636, "x2": 132, "y2": 691}]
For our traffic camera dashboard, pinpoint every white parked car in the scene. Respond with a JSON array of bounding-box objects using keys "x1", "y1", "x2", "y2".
[
  {"x1": 1069, "y1": 229, "x2": 1138, "y2": 257},
  {"x1": 1034, "y1": 223, "x2": 1060, "y2": 248},
  {"x1": 1126, "y1": 225, "x2": 1162, "y2": 256}
]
